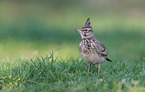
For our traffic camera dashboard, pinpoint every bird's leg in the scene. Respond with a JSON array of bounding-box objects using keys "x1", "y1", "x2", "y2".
[
  {"x1": 88, "y1": 64, "x2": 91, "y2": 73},
  {"x1": 98, "y1": 64, "x2": 100, "y2": 75}
]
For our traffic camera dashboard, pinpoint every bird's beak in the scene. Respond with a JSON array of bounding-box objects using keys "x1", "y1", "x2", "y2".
[{"x1": 75, "y1": 29, "x2": 81, "y2": 32}]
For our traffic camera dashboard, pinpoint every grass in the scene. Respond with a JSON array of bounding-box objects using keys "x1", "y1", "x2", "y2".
[
  {"x1": 0, "y1": 1, "x2": 145, "y2": 92},
  {"x1": 0, "y1": 50, "x2": 145, "y2": 92},
  {"x1": 0, "y1": 14, "x2": 145, "y2": 92}
]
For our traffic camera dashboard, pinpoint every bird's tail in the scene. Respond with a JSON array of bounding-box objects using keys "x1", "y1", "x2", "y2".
[{"x1": 106, "y1": 57, "x2": 112, "y2": 62}]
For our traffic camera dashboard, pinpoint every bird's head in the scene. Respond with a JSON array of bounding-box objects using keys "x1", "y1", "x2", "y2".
[{"x1": 75, "y1": 18, "x2": 94, "y2": 39}]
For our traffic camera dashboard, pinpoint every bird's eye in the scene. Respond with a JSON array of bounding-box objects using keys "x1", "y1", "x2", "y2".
[{"x1": 85, "y1": 29, "x2": 87, "y2": 31}]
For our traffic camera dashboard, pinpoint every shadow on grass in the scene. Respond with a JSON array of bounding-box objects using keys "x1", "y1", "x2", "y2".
[{"x1": 0, "y1": 21, "x2": 145, "y2": 44}]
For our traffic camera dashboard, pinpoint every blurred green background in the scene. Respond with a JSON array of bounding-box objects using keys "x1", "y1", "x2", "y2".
[{"x1": 0, "y1": 0, "x2": 145, "y2": 61}]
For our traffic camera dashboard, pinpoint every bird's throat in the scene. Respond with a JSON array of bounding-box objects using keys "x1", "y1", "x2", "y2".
[{"x1": 82, "y1": 34, "x2": 95, "y2": 39}]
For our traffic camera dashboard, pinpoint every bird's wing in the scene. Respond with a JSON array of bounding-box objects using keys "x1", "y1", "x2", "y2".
[{"x1": 94, "y1": 41, "x2": 108, "y2": 56}]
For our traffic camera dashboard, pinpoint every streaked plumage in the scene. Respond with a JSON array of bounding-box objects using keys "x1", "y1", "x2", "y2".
[{"x1": 75, "y1": 18, "x2": 112, "y2": 74}]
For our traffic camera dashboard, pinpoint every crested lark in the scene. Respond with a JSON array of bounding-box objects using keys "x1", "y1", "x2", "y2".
[{"x1": 75, "y1": 18, "x2": 112, "y2": 74}]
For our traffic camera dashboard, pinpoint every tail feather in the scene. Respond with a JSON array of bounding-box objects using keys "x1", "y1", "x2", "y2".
[{"x1": 106, "y1": 57, "x2": 112, "y2": 62}]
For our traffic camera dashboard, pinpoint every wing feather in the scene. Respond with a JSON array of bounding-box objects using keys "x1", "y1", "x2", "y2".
[{"x1": 94, "y1": 41, "x2": 108, "y2": 56}]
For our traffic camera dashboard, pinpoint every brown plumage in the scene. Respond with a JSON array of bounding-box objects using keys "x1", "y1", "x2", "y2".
[{"x1": 75, "y1": 18, "x2": 112, "y2": 74}]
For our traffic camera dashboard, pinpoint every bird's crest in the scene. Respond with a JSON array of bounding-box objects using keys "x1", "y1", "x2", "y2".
[{"x1": 83, "y1": 18, "x2": 92, "y2": 28}]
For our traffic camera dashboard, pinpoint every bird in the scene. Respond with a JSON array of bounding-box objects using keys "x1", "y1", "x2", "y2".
[{"x1": 75, "y1": 18, "x2": 112, "y2": 74}]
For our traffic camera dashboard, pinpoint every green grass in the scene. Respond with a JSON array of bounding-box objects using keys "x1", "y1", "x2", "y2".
[
  {"x1": 0, "y1": 51, "x2": 145, "y2": 92},
  {"x1": 0, "y1": 1, "x2": 145, "y2": 92}
]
